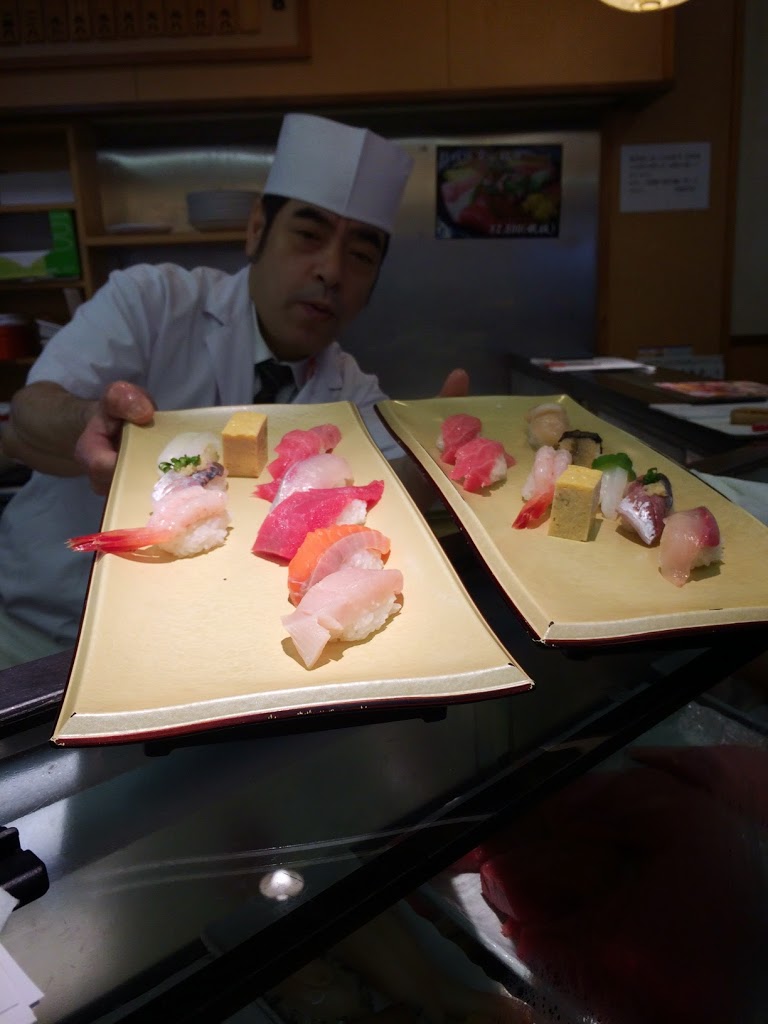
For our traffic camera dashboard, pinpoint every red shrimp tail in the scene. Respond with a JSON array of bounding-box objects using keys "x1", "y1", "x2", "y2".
[
  {"x1": 67, "y1": 526, "x2": 174, "y2": 553},
  {"x1": 512, "y1": 489, "x2": 554, "y2": 529}
]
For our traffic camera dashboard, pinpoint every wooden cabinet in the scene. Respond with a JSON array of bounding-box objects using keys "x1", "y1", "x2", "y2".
[
  {"x1": 446, "y1": 0, "x2": 673, "y2": 94},
  {"x1": 0, "y1": 124, "x2": 86, "y2": 352},
  {"x1": 0, "y1": 0, "x2": 672, "y2": 113}
]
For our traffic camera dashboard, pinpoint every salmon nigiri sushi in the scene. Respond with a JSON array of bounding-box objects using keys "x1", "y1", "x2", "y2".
[
  {"x1": 282, "y1": 567, "x2": 403, "y2": 669},
  {"x1": 287, "y1": 525, "x2": 391, "y2": 605}
]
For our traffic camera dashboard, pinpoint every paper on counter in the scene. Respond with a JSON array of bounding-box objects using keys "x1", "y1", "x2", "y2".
[
  {"x1": 0, "y1": 892, "x2": 43, "y2": 1023},
  {"x1": 530, "y1": 357, "x2": 653, "y2": 372}
]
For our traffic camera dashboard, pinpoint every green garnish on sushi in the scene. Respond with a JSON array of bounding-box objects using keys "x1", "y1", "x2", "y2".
[
  {"x1": 158, "y1": 454, "x2": 202, "y2": 474},
  {"x1": 592, "y1": 452, "x2": 636, "y2": 481}
]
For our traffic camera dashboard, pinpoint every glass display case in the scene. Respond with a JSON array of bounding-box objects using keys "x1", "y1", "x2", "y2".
[{"x1": 1, "y1": 531, "x2": 765, "y2": 1024}]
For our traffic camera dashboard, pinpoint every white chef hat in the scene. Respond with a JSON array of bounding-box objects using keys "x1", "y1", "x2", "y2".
[{"x1": 264, "y1": 113, "x2": 414, "y2": 234}]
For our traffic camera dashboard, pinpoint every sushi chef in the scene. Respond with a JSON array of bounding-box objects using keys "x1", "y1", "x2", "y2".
[{"x1": 0, "y1": 113, "x2": 468, "y2": 669}]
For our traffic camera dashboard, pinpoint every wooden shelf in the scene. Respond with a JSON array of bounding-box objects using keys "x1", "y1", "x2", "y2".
[
  {"x1": 0, "y1": 278, "x2": 84, "y2": 290},
  {"x1": 86, "y1": 230, "x2": 246, "y2": 246},
  {"x1": 0, "y1": 202, "x2": 77, "y2": 214}
]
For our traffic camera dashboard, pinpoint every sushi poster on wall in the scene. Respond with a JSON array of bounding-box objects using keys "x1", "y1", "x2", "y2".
[{"x1": 436, "y1": 144, "x2": 563, "y2": 239}]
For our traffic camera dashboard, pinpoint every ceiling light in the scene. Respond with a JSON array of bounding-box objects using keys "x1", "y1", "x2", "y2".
[{"x1": 598, "y1": 0, "x2": 689, "y2": 11}]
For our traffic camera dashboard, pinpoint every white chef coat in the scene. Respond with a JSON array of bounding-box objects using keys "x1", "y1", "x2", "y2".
[{"x1": 0, "y1": 263, "x2": 401, "y2": 651}]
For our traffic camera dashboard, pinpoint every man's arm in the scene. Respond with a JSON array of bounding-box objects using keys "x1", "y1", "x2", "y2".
[{"x1": 1, "y1": 380, "x2": 155, "y2": 494}]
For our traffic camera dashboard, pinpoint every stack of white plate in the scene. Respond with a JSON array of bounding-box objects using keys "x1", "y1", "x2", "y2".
[{"x1": 186, "y1": 190, "x2": 259, "y2": 231}]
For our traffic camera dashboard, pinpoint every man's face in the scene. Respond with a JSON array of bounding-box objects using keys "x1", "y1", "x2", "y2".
[{"x1": 247, "y1": 199, "x2": 387, "y2": 361}]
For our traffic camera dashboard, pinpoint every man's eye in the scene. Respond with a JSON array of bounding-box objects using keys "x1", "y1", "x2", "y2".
[
  {"x1": 351, "y1": 249, "x2": 376, "y2": 266},
  {"x1": 296, "y1": 229, "x2": 321, "y2": 242}
]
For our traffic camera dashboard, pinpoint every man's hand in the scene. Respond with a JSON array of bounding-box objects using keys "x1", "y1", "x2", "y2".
[
  {"x1": 392, "y1": 368, "x2": 470, "y2": 512},
  {"x1": 438, "y1": 368, "x2": 469, "y2": 399},
  {"x1": 74, "y1": 381, "x2": 155, "y2": 495},
  {"x1": 2, "y1": 379, "x2": 155, "y2": 495}
]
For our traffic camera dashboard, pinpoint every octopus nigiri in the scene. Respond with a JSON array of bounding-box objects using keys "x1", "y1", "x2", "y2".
[
  {"x1": 658, "y1": 506, "x2": 722, "y2": 587},
  {"x1": 282, "y1": 566, "x2": 403, "y2": 669},
  {"x1": 512, "y1": 445, "x2": 572, "y2": 529},
  {"x1": 287, "y1": 525, "x2": 391, "y2": 606}
]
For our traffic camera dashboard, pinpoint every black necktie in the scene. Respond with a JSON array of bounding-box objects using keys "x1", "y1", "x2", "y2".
[{"x1": 254, "y1": 359, "x2": 294, "y2": 403}]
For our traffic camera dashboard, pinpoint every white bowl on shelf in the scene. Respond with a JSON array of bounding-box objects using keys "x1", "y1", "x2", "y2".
[{"x1": 186, "y1": 190, "x2": 259, "y2": 232}]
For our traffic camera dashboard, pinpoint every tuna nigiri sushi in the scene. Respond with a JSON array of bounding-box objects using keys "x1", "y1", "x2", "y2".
[
  {"x1": 282, "y1": 566, "x2": 403, "y2": 668},
  {"x1": 437, "y1": 413, "x2": 482, "y2": 464},
  {"x1": 450, "y1": 437, "x2": 516, "y2": 493},
  {"x1": 658, "y1": 506, "x2": 722, "y2": 587},
  {"x1": 287, "y1": 525, "x2": 391, "y2": 605},
  {"x1": 252, "y1": 481, "x2": 385, "y2": 561}
]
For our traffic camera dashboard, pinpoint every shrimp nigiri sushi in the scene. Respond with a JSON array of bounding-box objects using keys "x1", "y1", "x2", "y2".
[
  {"x1": 658, "y1": 506, "x2": 722, "y2": 587},
  {"x1": 437, "y1": 414, "x2": 482, "y2": 465},
  {"x1": 68, "y1": 432, "x2": 231, "y2": 556},
  {"x1": 450, "y1": 437, "x2": 516, "y2": 493},
  {"x1": 282, "y1": 567, "x2": 403, "y2": 669},
  {"x1": 287, "y1": 525, "x2": 391, "y2": 605},
  {"x1": 252, "y1": 481, "x2": 385, "y2": 561},
  {"x1": 512, "y1": 445, "x2": 571, "y2": 528},
  {"x1": 68, "y1": 480, "x2": 231, "y2": 557}
]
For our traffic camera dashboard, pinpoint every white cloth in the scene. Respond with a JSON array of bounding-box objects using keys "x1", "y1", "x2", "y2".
[
  {"x1": 691, "y1": 469, "x2": 768, "y2": 526},
  {"x1": 0, "y1": 263, "x2": 400, "y2": 656}
]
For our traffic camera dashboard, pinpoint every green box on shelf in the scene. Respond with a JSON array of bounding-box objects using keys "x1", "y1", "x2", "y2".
[{"x1": 0, "y1": 210, "x2": 80, "y2": 281}]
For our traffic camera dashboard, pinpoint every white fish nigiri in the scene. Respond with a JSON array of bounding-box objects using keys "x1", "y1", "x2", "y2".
[
  {"x1": 658, "y1": 506, "x2": 722, "y2": 587},
  {"x1": 153, "y1": 431, "x2": 225, "y2": 502},
  {"x1": 525, "y1": 403, "x2": 570, "y2": 449},
  {"x1": 270, "y1": 453, "x2": 354, "y2": 508},
  {"x1": 282, "y1": 567, "x2": 403, "y2": 669}
]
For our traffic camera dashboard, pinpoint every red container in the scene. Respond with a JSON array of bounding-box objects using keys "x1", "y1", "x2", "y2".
[{"x1": 0, "y1": 315, "x2": 37, "y2": 360}]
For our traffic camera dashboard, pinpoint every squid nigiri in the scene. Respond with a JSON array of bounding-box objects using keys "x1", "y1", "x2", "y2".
[
  {"x1": 658, "y1": 506, "x2": 722, "y2": 587},
  {"x1": 287, "y1": 525, "x2": 391, "y2": 605},
  {"x1": 252, "y1": 481, "x2": 385, "y2": 561},
  {"x1": 282, "y1": 567, "x2": 403, "y2": 669},
  {"x1": 437, "y1": 413, "x2": 483, "y2": 464},
  {"x1": 512, "y1": 445, "x2": 572, "y2": 528}
]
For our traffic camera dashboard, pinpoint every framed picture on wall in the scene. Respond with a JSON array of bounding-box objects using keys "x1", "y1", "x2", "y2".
[
  {"x1": 436, "y1": 144, "x2": 563, "y2": 240},
  {"x1": 0, "y1": 0, "x2": 309, "y2": 68}
]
